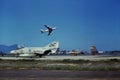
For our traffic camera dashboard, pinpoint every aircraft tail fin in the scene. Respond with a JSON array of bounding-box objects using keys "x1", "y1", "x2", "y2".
[
  {"x1": 90, "y1": 45, "x2": 98, "y2": 55},
  {"x1": 45, "y1": 41, "x2": 59, "y2": 53}
]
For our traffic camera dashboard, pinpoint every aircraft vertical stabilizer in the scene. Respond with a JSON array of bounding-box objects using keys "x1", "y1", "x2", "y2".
[{"x1": 45, "y1": 41, "x2": 59, "y2": 50}]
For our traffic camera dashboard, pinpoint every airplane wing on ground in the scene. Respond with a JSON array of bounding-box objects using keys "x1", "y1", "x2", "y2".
[{"x1": 34, "y1": 50, "x2": 52, "y2": 57}]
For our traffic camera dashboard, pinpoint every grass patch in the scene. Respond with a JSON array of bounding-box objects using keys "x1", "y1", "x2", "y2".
[{"x1": 0, "y1": 59, "x2": 120, "y2": 71}]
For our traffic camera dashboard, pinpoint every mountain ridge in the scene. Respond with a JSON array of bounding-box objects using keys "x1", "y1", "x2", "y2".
[{"x1": 0, "y1": 44, "x2": 18, "y2": 54}]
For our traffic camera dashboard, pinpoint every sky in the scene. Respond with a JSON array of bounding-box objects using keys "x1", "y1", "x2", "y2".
[{"x1": 0, "y1": 0, "x2": 120, "y2": 51}]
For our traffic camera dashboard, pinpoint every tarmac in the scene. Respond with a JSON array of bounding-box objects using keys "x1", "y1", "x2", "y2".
[
  {"x1": 0, "y1": 55, "x2": 120, "y2": 61},
  {"x1": 0, "y1": 70, "x2": 120, "y2": 80}
]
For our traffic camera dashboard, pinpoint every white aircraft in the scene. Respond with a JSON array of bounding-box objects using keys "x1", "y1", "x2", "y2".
[
  {"x1": 10, "y1": 41, "x2": 59, "y2": 58},
  {"x1": 41, "y1": 25, "x2": 56, "y2": 36}
]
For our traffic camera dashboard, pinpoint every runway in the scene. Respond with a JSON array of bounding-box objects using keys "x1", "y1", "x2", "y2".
[
  {"x1": 0, "y1": 70, "x2": 120, "y2": 80},
  {"x1": 0, "y1": 55, "x2": 120, "y2": 61}
]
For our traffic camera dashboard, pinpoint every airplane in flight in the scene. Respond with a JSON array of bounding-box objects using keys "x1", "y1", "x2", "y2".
[
  {"x1": 10, "y1": 41, "x2": 59, "y2": 58},
  {"x1": 41, "y1": 25, "x2": 56, "y2": 36}
]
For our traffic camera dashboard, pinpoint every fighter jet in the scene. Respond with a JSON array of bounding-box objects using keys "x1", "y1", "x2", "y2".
[
  {"x1": 41, "y1": 25, "x2": 56, "y2": 36},
  {"x1": 10, "y1": 41, "x2": 59, "y2": 58}
]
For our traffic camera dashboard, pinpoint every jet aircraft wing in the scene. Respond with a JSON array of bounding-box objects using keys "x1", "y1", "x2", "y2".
[
  {"x1": 44, "y1": 25, "x2": 50, "y2": 29},
  {"x1": 48, "y1": 30, "x2": 52, "y2": 36}
]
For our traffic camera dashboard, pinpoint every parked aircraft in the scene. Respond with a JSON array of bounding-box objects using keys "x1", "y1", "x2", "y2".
[
  {"x1": 41, "y1": 25, "x2": 56, "y2": 36},
  {"x1": 10, "y1": 41, "x2": 59, "y2": 57}
]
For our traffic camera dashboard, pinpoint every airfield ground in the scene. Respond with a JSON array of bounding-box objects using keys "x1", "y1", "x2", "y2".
[
  {"x1": 0, "y1": 55, "x2": 120, "y2": 70},
  {"x1": 0, "y1": 70, "x2": 120, "y2": 80},
  {"x1": 0, "y1": 55, "x2": 120, "y2": 61},
  {"x1": 0, "y1": 55, "x2": 120, "y2": 80}
]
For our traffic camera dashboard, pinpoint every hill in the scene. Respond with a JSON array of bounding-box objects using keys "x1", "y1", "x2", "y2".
[{"x1": 0, "y1": 44, "x2": 18, "y2": 54}]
